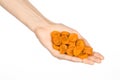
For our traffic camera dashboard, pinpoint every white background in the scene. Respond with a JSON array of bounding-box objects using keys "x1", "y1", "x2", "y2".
[{"x1": 0, "y1": 0, "x2": 120, "y2": 80}]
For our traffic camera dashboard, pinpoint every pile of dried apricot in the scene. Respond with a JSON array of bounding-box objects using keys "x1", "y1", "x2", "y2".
[{"x1": 51, "y1": 31, "x2": 93, "y2": 59}]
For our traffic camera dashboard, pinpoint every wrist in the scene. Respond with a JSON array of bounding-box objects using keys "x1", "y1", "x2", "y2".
[{"x1": 33, "y1": 21, "x2": 56, "y2": 33}]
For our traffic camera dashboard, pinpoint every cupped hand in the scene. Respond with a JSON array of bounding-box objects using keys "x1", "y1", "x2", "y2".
[{"x1": 35, "y1": 23, "x2": 104, "y2": 65}]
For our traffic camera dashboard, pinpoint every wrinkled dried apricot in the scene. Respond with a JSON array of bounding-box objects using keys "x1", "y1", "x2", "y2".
[
  {"x1": 76, "y1": 39, "x2": 85, "y2": 47},
  {"x1": 51, "y1": 31, "x2": 60, "y2": 38},
  {"x1": 73, "y1": 46, "x2": 84, "y2": 56},
  {"x1": 68, "y1": 41, "x2": 75, "y2": 47},
  {"x1": 61, "y1": 31, "x2": 70, "y2": 37},
  {"x1": 52, "y1": 37, "x2": 61, "y2": 45},
  {"x1": 66, "y1": 47, "x2": 74, "y2": 56},
  {"x1": 61, "y1": 36, "x2": 69, "y2": 44},
  {"x1": 60, "y1": 44, "x2": 67, "y2": 54},
  {"x1": 52, "y1": 44, "x2": 60, "y2": 50},
  {"x1": 69, "y1": 33, "x2": 78, "y2": 42},
  {"x1": 83, "y1": 46, "x2": 93, "y2": 56}
]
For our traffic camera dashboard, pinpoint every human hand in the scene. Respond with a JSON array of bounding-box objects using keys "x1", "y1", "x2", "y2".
[
  {"x1": 35, "y1": 23, "x2": 104, "y2": 65},
  {"x1": 1, "y1": 0, "x2": 103, "y2": 65}
]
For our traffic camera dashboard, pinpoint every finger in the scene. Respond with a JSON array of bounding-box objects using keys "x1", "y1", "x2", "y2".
[
  {"x1": 88, "y1": 56, "x2": 101, "y2": 63},
  {"x1": 82, "y1": 59, "x2": 94, "y2": 65},
  {"x1": 51, "y1": 50, "x2": 82, "y2": 62},
  {"x1": 59, "y1": 54, "x2": 83, "y2": 62},
  {"x1": 93, "y1": 52, "x2": 104, "y2": 60}
]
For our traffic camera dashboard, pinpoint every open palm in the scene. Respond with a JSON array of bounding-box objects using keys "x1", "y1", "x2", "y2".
[{"x1": 35, "y1": 24, "x2": 104, "y2": 65}]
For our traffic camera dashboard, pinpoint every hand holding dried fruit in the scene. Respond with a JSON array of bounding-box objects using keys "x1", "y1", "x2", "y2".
[
  {"x1": 0, "y1": 0, "x2": 104, "y2": 64},
  {"x1": 35, "y1": 24, "x2": 104, "y2": 64},
  {"x1": 51, "y1": 31, "x2": 94, "y2": 59}
]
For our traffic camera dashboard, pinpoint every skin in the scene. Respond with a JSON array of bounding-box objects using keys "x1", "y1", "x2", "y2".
[{"x1": 0, "y1": 0, "x2": 104, "y2": 65}]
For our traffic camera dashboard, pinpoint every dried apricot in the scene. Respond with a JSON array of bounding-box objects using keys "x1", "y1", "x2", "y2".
[
  {"x1": 83, "y1": 46, "x2": 93, "y2": 56},
  {"x1": 52, "y1": 37, "x2": 61, "y2": 45},
  {"x1": 68, "y1": 41, "x2": 76, "y2": 49},
  {"x1": 51, "y1": 31, "x2": 60, "y2": 38},
  {"x1": 61, "y1": 31, "x2": 70, "y2": 37},
  {"x1": 52, "y1": 44, "x2": 60, "y2": 50},
  {"x1": 76, "y1": 39, "x2": 85, "y2": 47},
  {"x1": 60, "y1": 44, "x2": 67, "y2": 54},
  {"x1": 73, "y1": 46, "x2": 84, "y2": 56},
  {"x1": 66, "y1": 47, "x2": 74, "y2": 56},
  {"x1": 69, "y1": 33, "x2": 78, "y2": 42},
  {"x1": 61, "y1": 36, "x2": 69, "y2": 44}
]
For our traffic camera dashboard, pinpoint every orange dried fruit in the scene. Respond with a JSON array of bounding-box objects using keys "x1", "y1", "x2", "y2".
[
  {"x1": 83, "y1": 46, "x2": 93, "y2": 56},
  {"x1": 76, "y1": 39, "x2": 85, "y2": 47},
  {"x1": 52, "y1": 44, "x2": 60, "y2": 50},
  {"x1": 66, "y1": 47, "x2": 74, "y2": 56},
  {"x1": 51, "y1": 31, "x2": 60, "y2": 38},
  {"x1": 60, "y1": 44, "x2": 67, "y2": 54},
  {"x1": 68, "y1": 41, "x2": 76, "y2": 49},
  {"x1": 66, "y1": 49, "x2": 73, "y2": 56},
  {"x1": 69, "y1": 33, "x2": 78, "y2": 42},
  {"x1": 61, "y1": 31, "x2": 70, "y2": 37},
  {"x1": 61, "y1": 36, "x2": 69, "y2": 44},
  {"x1": 73, "y1": 46, "x2": 84, "y2": 56},
  {"x1": 52, "y1": 37, "x2": 61, "y2": 45}
]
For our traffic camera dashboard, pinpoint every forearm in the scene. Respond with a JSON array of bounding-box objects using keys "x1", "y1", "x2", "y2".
[{"x1": 0, "y1": 0, "x2": 53, "y2": 32}]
